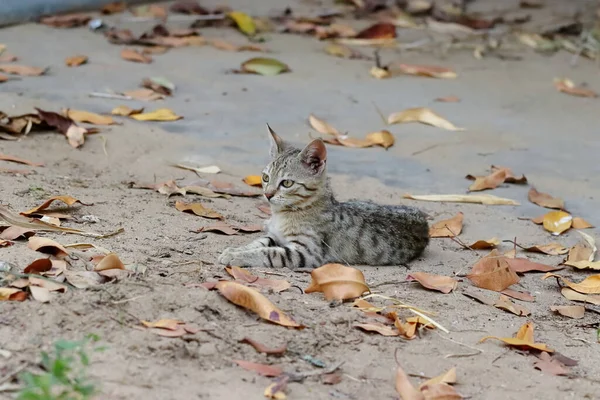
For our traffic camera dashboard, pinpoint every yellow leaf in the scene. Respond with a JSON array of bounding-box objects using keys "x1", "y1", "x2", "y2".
[
  {"x1": 543, "y1": 273, "x2": 600, "y2": 294},
  {"x1": 175, "y1": 200, "x2": 223, "y2": 219},
  {"x1": 243, "y1": 175, "x2": 262, "y2": 187},
  {"x1": 397, "y1": 63, "x2": 457, "y2": 79},
  {"x1": 94, "y1": 253, "x2": 125, "y2": 271},
  {"x1": 370, "y1": 66, "x2": 390, "y2": 79},
  {"x1": 418, "y1": 367, "x2": 457, "y2": 389},
  {"x1": 365, "y1": 130, "x2": 394, "y2": 148},
  {"x1": 228, "y1": 11, "x2": 256, "y2": 36},
  {"x1": 564, "y1": 260, "x2": 600, "y2": 270},
  {"x1": 131, "y1": 108, "x2": 183, "y2": 121},
  {"x1": 66, "y1": 109, "x2": 116, "y2": 125},
  {"x1": 308, "y1": 114, "x2": 341, "y2": 135},
  {"x1": 65, "y1": 55, "x2": 88, "y2": 67},
  {"x1": 480, "y1": 322, "x2": 553, "y2": 352},
  {"x1": 403, "y1": 193, "x2": 518, "y2": 205},
  {"x1": 305, "y1": 263, "x2": 370, "y2": 301},
  {"x1": 542, "y1": 211, "x2": 572, "y2": 235},
  {"x1": 22, "y1": 195, "x2": 88, "y2": 216},
  {"x1": 572, "y1": 217, "x2": 593, "y2": 229},
  {"x1": 111, "y1": 105, "x2": 144, "y2": 116},
  {"x1": 387, "y1": 107, "x2": 464, "y2": 131},
  {"x1": 561, "y1": 288, "x2": 600, "y2": 306},
  {"x1": 550, "y1": 305, "x2": 585, "y2": 319},
  {"x1": 429, "y1": 212, "x2": 463, "y2": 237}
]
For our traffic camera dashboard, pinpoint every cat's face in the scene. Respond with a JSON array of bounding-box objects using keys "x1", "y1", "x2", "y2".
[{"x1": 262, "y1": 126, "x2": 327, "y2": 210}]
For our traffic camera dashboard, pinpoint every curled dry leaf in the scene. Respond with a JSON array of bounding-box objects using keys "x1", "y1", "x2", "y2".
[
  {"x1": 403, "y1": 193, "x2": 518, "y2": 205},
  {"x1": 63, "y1": 270, "x2": 108, "y2": 289},
  {"x1": 572, "y1": 217, "x2": 593, "y2": 229},
  {"x1": 395, "y1": 364, "x2": 425, "y2": 400},
  {"x1": 131, "y1": 108, "x2": 182, "y2": 121},
  {"x1": 140, "y1": 319, "x2": 198, "y2": 337},
  {"x1": 418, "y1": 367, "x2": 456, "y2": 389},
  {"x1": 239, "y1": 57, "x2": 290, "y2": 76},
  {"x1": 564, "y1": 260, "x2": 600, "y2": 270},
  {"x1": 429, "y1": 212, "x2": 463, "y2": 237},
  {"x1": 561, "y1": 288, "x2": 600, "y2": 306},
  {"x1": 66, "y1": 109, "x2": 116, "y2": 125},
  {"x1": 94, "y1": 253, "x2": 125, "y2": 271},
  {"x1": 506, "y1": 257, "x2": 562, "y2": 273},
  {"x1": 23, "y1": 258, "x2": 52, "y2": 274},
  {"x1": 494, "y1": 294, "x2": 530, "y2": 316},
  {"x1": 228, "y1": 11, "x2": 256, "y2": 36},
  {"x1": 0, "y1": 154, "x2": 43, "y2": 167},
  {"x1": 111, "y1": 105, "x2": 144, "y2": 116},
  {"x1": 554, "y1": 78, "x2": 597, "y2": 98},
  {"x1": 308, "y1": 114, "x2": 340, "y2": 135},
  {"x1": 239, "y1": 337, "x2": 287, "y2": 355},
  {"x1": 27, "y1": 237, "x2": 70, "y2": 258},
  {"x1": 0, "y1": 64, "x2": 47, "y2": 76},
  {"x1": 36, "y1": 108, "x2": 88, "y2": 148},
  {"x1": 233, "y1": 360, "x2": 282, "y2": 377},
  {"x1": 197, "y1": 221, "x2": 262, "y2": 235},
  {"x1": 120, "y1": 49, "x2": 152, "y2": 63},
  {"x1": 210, "y1": 39, "x2": 265, "y2": 52},
  {"x1": 264, "y1": 376, "x2": 288, "y2": 399},
  {"x1": 467, "y1": 251, "x2": 520, "y2": 292},
  {"x1": 397, "y1": 64, "x2": 457, "y2": 79},
  {"x1": 0, "y1": 239, "x2": 13, "y2": 247},
  {"x1": 370, "y1": 66, "x2": 390, "y2": 79},
  {"x1": 243, "y1": 175, "x2": 262, "y2": 187},
  {"x1": 543, "y1": 273, "x2": 600, "y2": 294},
  {"x1": 490, "y1": 165, "x2": 527, "y2": 184},
  {"x1": 22, "y1": 195, "x2": 89, "y2": 216},
  {"x1": 407, "y1": 272, "x2": 457, "y2": 294},
  {"x1": 567, "y1": 242, "x2": 594, "y2": 263},
  {"x1": 0, "y1": 288, "x2": 28, "y2": 301},
  {"x1": 355, "y1": 323, "x2": 399, "y2": 337},
  {"x1": 355, "y1": 22, "x2": 396, "y2": 39},
  {"x1": 29, "y1": 286, "x2": 51, "y2": 303},
  {"x1": 501, "y1": 288, "x2": 535, "y2": 302},
  {"x1": 175, "y1": 200, "x2": 223, "y2": 219},
  {"x1": 541, "y1": 211, "x2": 572, "y2": 235},
  {"x1": 141, "y1": 77, "x2": 175, "y2": 96},
  {"x1": 550, "y1": 305, "x2": 585, "y2": 319},
  {"x1": 466, "y1": 168, "x2": 511, "y2": 192},
  {"x1": 65, "y1": 55, "x2": 88, "y2": 67},
  {"x1": 523, "y1": 243, "x2": 569, "y2": 256},
  {"x1": 528, "y1": 188, "x2": 564, "y2": 210},
  {"x1": 215, "y1": 281, "x2": 303, "y2": 328},
  {"x1": 387, "y1": 107, "x2": 464, "y2": 131},
  {"x1": 480, "y1": 321, "x2": 553, "y2": 352},
  {"x1": 469, "y1": 238, "x2": 500, "y2": 249},
  {"x1": 171, "y1": 163, "x2": 221, "y2": 175},
  {"x1": 305, "y1": 263, "x2": 369, "y2": 301},
  {"x1": 421, "y1": 383, "x2": 462, "y2": 400},
  {"x1": 141, "y1": 319, "x2": 183, "y2": 330},
  {"x1": 324, "y1": 43, "x2": 367, "y2": 59},
  {"x1": 225, "y1": 266, "x2": 291, "y2": 293},
  {"x1": 39, "y1": 13, "x2": 91, "y2": 28},
  {"x1": 123, "y1": 89, "x2": 165, "y2": 101}
]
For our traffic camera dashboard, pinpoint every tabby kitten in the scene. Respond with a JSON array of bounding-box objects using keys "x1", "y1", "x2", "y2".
[{"x1": 218, "y1": 125, "x2": 429, "y2": 270}]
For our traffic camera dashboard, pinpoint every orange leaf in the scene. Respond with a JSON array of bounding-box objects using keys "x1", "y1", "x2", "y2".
[
  {"x1": 407, "y1": 272, "x2": 457, "y2": 294},
  {"x1": 395, "y1": 365, "x2": 425, "y2": 400},
  {"x1": 0, "y1": 288, "x2": 28, "y2": 301},
  {"x1": 429, "y1": 212, "x2": 463, "y2": 237},
  {"x1": 355, "y1": 323, "x2": 399, "y2": 336},
  {"x1": 22, "y1": 195, "x2": 89, "y2": 216},
  {"x1": 215, "y1": 281, "x2": 303, "y2": 328},
  {"x1": 540, "y1": 211, "x2": 572, "y2": 235},
  {"x1": 494, "y1": 294, "x2": 530, "y2": 316},
  {"x1": 355, "y1": 22, "x2": 396, "y2": 39},
  {"x1": 243, "y1": 175, "x2": 262, "y2": 187},
  {"x1": 225, "y1": 266, "x2": 291, "y2": 292},
  {"x1": 528, "y1": 187, "x2": 564, "y2": 210},
  {"x1": 175, "y1": 200, "x2": 223, "y2": 219},
  {"x1": 554, "y1": 78, "x2": 597, "y2": 98},
  {"x1": 480, "y1": 322, "x2": 553, "y2": 352},
  {"x1": 467, "y1": 251, "x2": 520, "y2": 292},
  {"x1": 304, "y1": 263, "x2": 369, "y2": 301},
  {"x1": 141, "y1": 319, "x2": 184, "y2": 330},
  {"x1": 469, "y1": 238, "x2": 500, "y2": 249},
  {"x1": 0, "y1": 64, "x2": 47, "y2": 76},
  {"x1": 522, "y1": 243, "x2": 569, "y2": 255},
  {"x1": 66, "y1": 109, "x2": 116, "y2": 125},
  {"x1": 572, "y1": 217, "x2": 593, "y2": 229},
  {"x1": 27, "y1": 237, "x2": 70, "y2": 258},
  {"x1": 239, "y1": 337, "x2": 287, "y2": 355},
  {"x1": 23, "y1": 259, "x2": 52, "y2": 274},
  {"x1": 233, "y1": 360, "x2": 282, "y2": 377},
  {"x1": 94, "y1": 253, "x2": 125, "y2": 271},
  {"x1": 418, "y1": 367, "x2": 456, "y2": 389},
  {"x1": 0, "y1": 154, "x2": 44, "y2": 167},
  {"x1": 435, "y1": 96, "x2": 461, "y2": 102},
  {"x1": 466, "y1": 169, "x2": 507, "y2": 192},
  {"x1": 506, "y1": 257, "x2": 563, "y2": 273},
  {"x1": 397, "y1": 63, "x2": 457, "y2": 79},
  {"x1": 65, "y1": 55, "x2": 88, "y2": 67},
  {"x1": 542, "y1": 273, "x2": 600, "y2": 294},
  {"x1": 120, "y1": 48, "x2": 152, "y2": 63}
]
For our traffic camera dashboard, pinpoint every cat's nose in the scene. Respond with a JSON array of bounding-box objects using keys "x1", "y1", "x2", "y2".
[{"x1": 264, "y1": 191, "x2": 275, "y2": 200}]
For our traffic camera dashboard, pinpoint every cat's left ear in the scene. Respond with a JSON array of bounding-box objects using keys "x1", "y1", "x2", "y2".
[
  {"x1": 299, "y1": 139, "x2": 327, "y2": 174},
  {"x1": 267, "y1": 124, "x2": 285, "y2": 158}
]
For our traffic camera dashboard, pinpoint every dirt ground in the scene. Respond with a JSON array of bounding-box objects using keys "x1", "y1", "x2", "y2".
[{"x1": 1, "y1": 0, "x2": 600, "y2": 399}]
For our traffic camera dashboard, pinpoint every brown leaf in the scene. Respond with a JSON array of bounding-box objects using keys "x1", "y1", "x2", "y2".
[
  {"x1": 501, "y1": 288, "x2": 535, "y2": 302},
  {"x1": 466, "y1": 169, "x2": 507, "y2": 192},
  {"x1": 23, "y1": 258, "x2": 52, "y2": 274},
  {"x1": 528, "y1": 187, "x2": 564, "y2": 210},
  {"x1": 564, "y1": 260, "x2": 600, "y2": 270},
  {"x1": 36, "y1": 108, "x2": 88, "y2": 147},
  {"x1": 550, "y1": 305, "x2": 585, "y2": 319},
  {"x1": 469, "y1": 238, "x2": 500, "y2": 249},
  {"x1": 215, "y1": 281, "x2": 303, "y2": 328},
  {"x1": 239, "y1": 337, "x2": 287, "y2": 355},
  {"x1": 554, "y1": 78, "x2": 597, "y2": 98},
  {"x1": 0, "y1": 73, "x2": 9, "y2": 82},
  {"x1": 397, "y1": 64, "x2": 457, "y2": 79},
  {"x1": 522, "y1": 243, "x2": 569, "y2": 256},
  {"x1": 506, "y1": 257, "x2": 563, "y2": 273},
  {"x1": 0, "y1": 64, "x2": 46, "y2": 76},
  {"x1": 22, "y1": 195, "x2": 89, "y2": 216},
  {"x1": 479, "y1": 322, "x2": 553, "y2": 352},
  {"x1": 322, "y1": 372, "x2": 343, "y2": 385},
  {"x1": 210, "y1": 39, "x2": 265, "y2": 52},
  {"x1": 170, "y1": 0, "x2": 209, "y2": 15},
  {"x1": 142, "y1": 46, "x2": 169, "y2": 55},
  {"x1": 101, "y1": 2, "x2": 127, "y2": 14},
  {"x1": 467, "y1": 251, "x2": 520, "y2": 292},
  {"x1": 567, "y1": 243, "x2": 594, "y2": 263},
  {"x1": 407, "y1": 272, "x2": 457, "y2": 294},
  {"x1": 141, "y1": 319, "x2": 184, "y2": 330},
  {"x1": 123, "y1": 89, "x2": 165, "y2": 101},
  {"x1": 324, "y1": 43, "x2": 367, "y2": 59},
  {"x1": 27, "y1": 237, "x2": 70, "y2": 258},
  {"x1": 65, "y1": 55, "x2": 88, "y2": 67},
  {"x1": 572, "y1": 217, "x2": 593, "y2": 229},
  {"x1": 404, "y1": 193, "x2": 518, "y2": 205},
  {"x1": 121, "y1": 49, "x2": 152, "y2": 64},
  {"x1": 494, "y1": 294, "x2": 530, "y2": 316},
  {"x1": 560, "y1": 288, "x2": 600, "y2": 306},
  {"x1": 0, "y1": 288, "x2": 28, "y2": 301},
  {"x1": 233, "y1": 360, "x2": 282, "y2": 377},
  {"x1": 429, "y1": 212, "x2": 463, "y2": 237},
  {"x1": 39, "y1": 13, "x2": 91, "y2": 28},
  {"x1": 225, "y1": 266, "x2": 291, "y2": 293},
  {"x1": 0, "y1": 226, "x2": 36, "y2": 240},
  {"x1": 111, "y1": 105, "x2": 144, "y2": 116},
  {"x1": 65, "y1": 109, "x2": 116, "y2": 125},
  {"x1": 355, "y1": 323, "x2": 399, "y2": 336},
  {"x1": 197, "y1": 221, "x2": 262, "y2": 235},
  {"x1": 305, "y1": 263, "x2": 369, "y2": 301},
  {"x1": 29, "y1": 285, "x2": 51, "y2": 303},
  {"x1": 0, "y1": 154, "x2": 44, "y2": 167},
  {"x1": 418, "y1": 367, "x2": 456, "y2": 389},
  {"x1": 94, "y1": 253, "x2": 125, "y2": 271},
  {"x1": 0, "y1": 239, "x2": 13, "y2": 247},
  {"x1": 141, "y1": 78, "x2": 173, "y2": 96},
  {"x1": 28, "y1": 276, "x2": 67, "y2": 292},
  {"x1": 355, "y1": 22, "x2": 397, "y2": 39},
  {"x1": 490, "y1": 165, "x2": 527, "y2": 184},
  {"x1": 534, "y1": 352, "x2": 570, "y2": 376},
  {"x1": 435, "y1": 96, "x2": 461, "y2": 103},
  {"x1": 421, "y1": 383, "x2": 462, "y2": 400},
  {"x1": 543, "y1": 273, "x2": 600, "y2": 294},
  {"x1": 387, "y1": 107, "x2": 464, "y2": 131},
  {"x1": 395, "y1": 365, "x2": 425, "y2": 400},
  {"x1": 175, "y1": 200, "x2": 223, "y2": 219}
]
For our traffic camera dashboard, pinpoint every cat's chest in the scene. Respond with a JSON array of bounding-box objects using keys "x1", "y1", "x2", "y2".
[{"x1": 266, "y1": 215, "x2": 307, "y2": 243}]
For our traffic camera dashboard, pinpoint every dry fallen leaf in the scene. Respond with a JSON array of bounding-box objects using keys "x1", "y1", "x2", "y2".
[
  {"x1": 387, "y1": 107, "x2": 464, "y2": 131},
  {"x1": 0, "y1": 64, "x2": 47, "y2": 76},
  {"x1": 233, "y1": 360, "x2": 282, "y2": 377},
  {"x1": 36, "y1": 108, "x2": 88, "y2": 148},
  {"x1": 27, "y1": 237, "x2": 70, "y2": 258},
  {"x1": 522, "y1": 243, "x2": 569, "y2": 256},
  {"x1": 397, "y1": 63, "x2": 457, "y2": 79},
  {"x1": 494, "y1": 294, "x2": 530, "y2": 316},
  {"x1": 480, "y1": 321, "x2": 553, "y2": 352},
  {"x1": 131, "y1": 108, "x2": 182, "y2": 121},
  {"x1": 418, "y1": 367, "x2": 456, "y2": 389},
  {"x1": 469, "y1": 238, "x2": 500, "y2": 249},
  {"x1": 65, "y1": 109, "x2": 116, "y2": 125},
  {"x1": 567, "y1": 242, "x2": 594, "y2": 263},
  {"x1": 0, "y1": 154, "x2": 44, "y2": 167},
  {"x1": 94, "y1": 253, "x2": 125, "y2": 271},
  {"x1": 0, "y1": 288, "x2": 28, "y2": 301},
  {"x1": 355, "y1": 323, "x2": 399, "y2": 337},
  {"x1": 435, "y1": 96, "x2": 461, "y2": 103},
  {"x1": 407, "y1": 272, "x2": 458, "y2": 294},
  {"x1": 239, "y1": 337, "x2": 287, "y2": 355},
  {"x1": 395, "y1": 364, "x2": 425, "y2": 400},
  {"x1": 467, "y1": 251, "x2": 520, "y2": 292},
  {"x1": 123, "y1": 89, "x2": 165, "y2": 101},
  {"x1": 355, "y1": 22, "x2": 397, "y2": 39},
  {"x1": 534, "y1": 352, "x2": 571, "y2": 376},
  {"x1": 490, "y1": 165, "x2": 527, "y2": 184},
  {"x1": 175, "y1": 200, "x2": 222, "y2": 219},
  {"x1": 22, "y1": 195, "x2": 89, "y2": 216},
  {"x1": 308, "y1": 114, "x2": 340, "y2": 135},
  {"x1": 305, "y1": 263, "x2": 370, "y2": 301},
  {"x1": 324, "y1": 43, "x2": 367, "y2": 59},
  {"x1": 264, "y1": 376, "x2": 288, "y2": 399},
  {"x1": 243, "y1": 175, "x2": 262, "y2": 187},
  {"x1": 29, "y1": 286, "x2": 51, "y2": 303},
  {"x1": 197, "y1": 221, "x2": 262, "y2": 235},
  {"x1": 550, "y1": 305, "x2": 585, "y2": 319},
  {"x1": 65, "y1": 55, "x2": 88, "y2": 67},
  {"x1": 541, "y1": 211, "x2": 572, "y2": 235},
  {"x1": 101, "y1": 1, "x2": 127, "y2": 14},
  {"x1": 239, "y1": 57, "x2": 290, "y2": 76},
  {"x1": 403, "y1": 193, "x2": 518, "y2": 205},
  {"x1": 111, "y1": 105, "x2": 144, "y2": 116},
  {"x1": 225, "y1": 266, "x2": 291, "y2": 293},
  {"x1": 121, "y1": 48, "x2": 152, "y2": 63},
  {"x1": 507, "y1": 257, "x2": 563, "y2": 273},
  {"x1": 554, "y1": 78, "x2": 597, "y2": 98},
  {"x1": 572, "y1": 217, "x2": 593, "y2": 229},
  {"x1": 543, "y1": 273, "x2": 600, "y2": 294},
  {"x1": 215, "y1": 281, "x2": 303, "y2": 328},
  {"x1": 23, "y1": 258, "x2": 52, "y2": 274},
  {"x1": 141, "y1": 77, "x2": 175, "y2": 96},
  {"x1": 228, "y1": 11, "x2": 256, "y2": 36},
  {"x1": 64, "y1": 271, "x2": 107, "y2": 288},
  {"x1": 564, "y1": 260, "x2": 600, "y2": 270},
  {"x1": 140, "y1": 319, "x2": 198, "y2": 337},
  {"x1": 39, "y1": 13, "x2": 91, "y2": 28},
  {"x1": 429, "y1": 212, "x2": 463, "y2": 238},
  {"x1": 561, "y1": 287, "x2": 600, "y2": 306},
  {"x1": 210, "y1": 39, "x2": 265, "y2": 52},
  {"x1": 528, "y1": 188, "x2": 564, "y2": 210},
  {"x1": 466, "y1": 169, "x2": 508, "y2": 192},
  {"x1": 501, "y1": 288, "x2": 535, "y2": 302}
]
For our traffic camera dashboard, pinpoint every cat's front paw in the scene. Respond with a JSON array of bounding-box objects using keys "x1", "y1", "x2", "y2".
[{"x1": 218, "y1": 247, "x2": 239, "y2": 265}]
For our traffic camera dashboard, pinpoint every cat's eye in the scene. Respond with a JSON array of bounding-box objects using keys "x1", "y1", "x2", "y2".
[
  {"x1": 281, "y1": 179, "x2": 294, "y2": 188},
  {"x1": 262, "y1": 173, "x2": 270, "y2": 183}
]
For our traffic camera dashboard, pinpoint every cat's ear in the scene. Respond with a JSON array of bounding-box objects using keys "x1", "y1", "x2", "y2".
[
  {"x1": 299, "y1": 139, "x2": 327, "y2": 174},
  {"x1": 267, "y1": 123, "x2": 285, "y2": 158}
]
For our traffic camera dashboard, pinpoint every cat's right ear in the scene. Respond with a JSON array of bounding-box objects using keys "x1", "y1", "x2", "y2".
[
  {"x1": 299, "y1": 138, "x2": 327, "y2": 174},
  {"x1": 267, "y1": 123, "x2": 285, "y2": 158}
]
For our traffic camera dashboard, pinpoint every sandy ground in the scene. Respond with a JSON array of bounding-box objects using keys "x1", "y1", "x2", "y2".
[{"x1": 1, "y1": 0, "x2": 600, "y2": 399}]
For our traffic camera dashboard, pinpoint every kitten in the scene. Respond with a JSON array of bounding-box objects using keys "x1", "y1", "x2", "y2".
[{"x1": 218, "y1": 125, "x2": 429, "y2": 270}]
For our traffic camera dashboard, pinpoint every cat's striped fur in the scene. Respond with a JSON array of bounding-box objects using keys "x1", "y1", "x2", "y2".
[{"x1": 218, "y1": 126, "x2": 429, "y2": 270}]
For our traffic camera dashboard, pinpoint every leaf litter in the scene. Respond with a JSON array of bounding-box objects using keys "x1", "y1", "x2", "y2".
[
  {"x1": 428, "y1": 212, "x2": 463, "y2": 237},
  {"x1": 305, "y1": 263, "x2": 370, "y2": 301},
  {"x1": 480, "y1": 322, "x2": 553, "y2": 352},
  {"x1": 387, "y1": 107, "x2": 464, "y2": 131}
]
